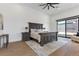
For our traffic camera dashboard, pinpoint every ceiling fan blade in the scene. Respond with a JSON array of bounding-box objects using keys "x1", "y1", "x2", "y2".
[
  {"x1": 51, "y1": 5, "x2": 55, "y2": 8},
  {"x1": 43, "y1": 4, "x2": 48, "y2": 9},
  {"x1": 39, "y1": 4, "x2": 46, "y2": 6}
]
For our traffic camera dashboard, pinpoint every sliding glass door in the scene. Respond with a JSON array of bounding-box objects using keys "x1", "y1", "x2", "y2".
[
  {"x1": 57, "y1": 18, "x2": 78, "y2": 38},
  {"x1": 66, "y1": 19, "x2": 78, "y2": 37},
  {"x1": 58, "y1": 21, "x2": 66, "y2": 37}
]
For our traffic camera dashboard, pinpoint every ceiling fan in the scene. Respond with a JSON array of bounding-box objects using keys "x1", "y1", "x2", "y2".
[{"x1": 39, "y1": 3, "x2": 59, "y2": 10}]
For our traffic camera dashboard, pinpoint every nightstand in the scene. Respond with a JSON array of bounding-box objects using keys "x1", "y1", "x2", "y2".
[{"x1": 22, "y1": 32, "x2": 30, "y2": 41}]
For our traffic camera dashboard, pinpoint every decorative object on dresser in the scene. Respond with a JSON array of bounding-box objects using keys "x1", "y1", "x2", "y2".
[
  {"x1": 22, "y1": 32, "x2": 30, "y2": 41},
  {"x1": 28, "y1": 22, "x2": 58, "y2": 46}
]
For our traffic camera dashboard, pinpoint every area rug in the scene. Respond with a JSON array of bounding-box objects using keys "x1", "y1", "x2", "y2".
[{"x1": 25, "y1": 37, "x2": 68, "y2": 56}]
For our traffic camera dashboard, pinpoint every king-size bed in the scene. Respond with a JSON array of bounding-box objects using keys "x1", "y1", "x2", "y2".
[{"x1": 28, "y1": 22, "x2": 58, "y2": 46}]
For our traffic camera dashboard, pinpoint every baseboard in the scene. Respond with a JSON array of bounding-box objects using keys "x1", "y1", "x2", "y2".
[
  {"x1": 9, "y1": 39, "x2": 22, "y2": 43},
  {"x1": 9, "y1": 41, "x2": 23, "y2": 44}
]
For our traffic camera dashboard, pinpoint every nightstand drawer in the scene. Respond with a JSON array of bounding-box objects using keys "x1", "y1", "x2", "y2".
[{"x1": 22, "y1": 32, "x2": 30, "y2": 41}]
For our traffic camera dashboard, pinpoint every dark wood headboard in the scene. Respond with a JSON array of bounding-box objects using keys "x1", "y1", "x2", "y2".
[
  {"x1": 28, "y1": 22, "x2": 43, "y2": 33},
  {"x1": 29, "y1": 22, "x2": 43, "y2": 29}
]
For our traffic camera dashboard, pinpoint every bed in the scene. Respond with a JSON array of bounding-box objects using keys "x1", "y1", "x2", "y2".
[{"x1": 28, "y1": 22, "x2": 58, "y2": 46}]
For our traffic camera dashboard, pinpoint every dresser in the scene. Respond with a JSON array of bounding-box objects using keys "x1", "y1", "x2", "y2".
[
  {"x1": 22, "y1": 32, "x2": 30, "y2": 41},
  {"x1": 0, "y1": 33, "x2": 9, "y2": 48}
]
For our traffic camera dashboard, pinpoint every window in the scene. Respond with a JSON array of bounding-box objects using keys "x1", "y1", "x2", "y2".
[{"x1": 57, "y1": 17, "x2": 78, "y2": 38}]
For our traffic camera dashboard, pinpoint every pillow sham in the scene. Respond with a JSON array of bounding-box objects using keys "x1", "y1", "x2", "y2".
[
  {"x1": 31, "y1": 29, "x2": 37, "y2": 32},
  {"x1": 31, "y1": 29, "x2": 48, "y2": 33}
]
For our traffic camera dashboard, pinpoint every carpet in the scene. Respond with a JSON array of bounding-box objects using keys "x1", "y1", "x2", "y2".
[{"x1": 25, "y1": 37, "x2": 68, "y2": 56}]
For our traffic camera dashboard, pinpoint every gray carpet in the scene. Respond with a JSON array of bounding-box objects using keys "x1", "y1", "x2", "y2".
[{"x1": 25, "y1": 37, "x2": 68, "y2": 56}]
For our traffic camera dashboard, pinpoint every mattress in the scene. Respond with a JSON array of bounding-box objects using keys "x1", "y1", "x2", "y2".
[{"x1": 31, "y1": 31, "x2": 41, "y2": 42}]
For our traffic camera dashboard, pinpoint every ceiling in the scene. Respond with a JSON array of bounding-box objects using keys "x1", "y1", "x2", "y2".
[{"x1": 20, "y1": 3, "x2": 79, "y2": 16}]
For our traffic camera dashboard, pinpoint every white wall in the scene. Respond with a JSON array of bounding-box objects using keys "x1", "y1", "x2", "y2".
[
  {"x1": 0, "y1": 3, "x2": 49, "y2": 42},
  {"x1": 50, "y1": 6, "x2": 79, "y2": 32}
]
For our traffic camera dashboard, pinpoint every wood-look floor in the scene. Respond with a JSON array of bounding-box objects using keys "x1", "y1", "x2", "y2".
[
  {"x1": 0, "y1": 40, "x2": 79, "y2": 56},
  {"x1": 0, "y1": 41, "x2": 37, "y2": 56},
  {"x1": 50, "y1": 41, "x2": 79, "y2": 56}
]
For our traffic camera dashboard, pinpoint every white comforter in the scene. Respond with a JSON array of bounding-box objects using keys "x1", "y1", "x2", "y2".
[
  {"x1": 31, "y1": 29, "x2": 49, "y2": 42},
  {"x1": 31, "y1": 31, "x2": 41, "y2": 42}
]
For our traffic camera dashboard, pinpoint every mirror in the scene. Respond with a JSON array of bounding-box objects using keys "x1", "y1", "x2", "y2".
[{"x1": 0, "y1": 14, "x2": 3, "y2": 30}]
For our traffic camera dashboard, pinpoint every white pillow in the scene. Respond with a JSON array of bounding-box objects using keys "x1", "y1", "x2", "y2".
[
  {"x1": 31, "y1": 29, "x2": 47, "y2": 33},
  {"x1": 36, "y1": 29, "x2": 47, "y2": 32},
  {"x1": 37, "y1": 29, "x2": 44, "y2": 32},
  {"x1": 31, "y1": 29, "x2": 37, "y2": 32}
]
